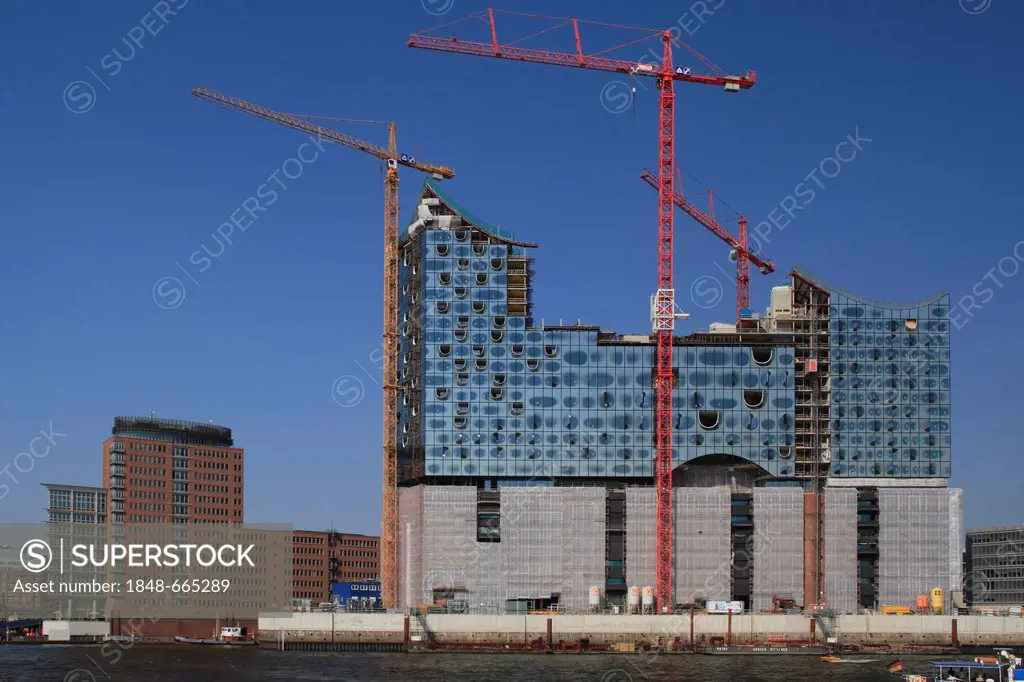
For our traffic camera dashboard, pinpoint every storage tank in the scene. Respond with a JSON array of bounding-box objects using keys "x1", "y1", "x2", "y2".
[
  {"x1": 641, "y1": 586, "x2": 655, "y2": 610},
  {"x1": 931, "y1": 588, "x2": 944, "y2": 614},
  {"x1": 627, "y1": 586, "x2": 640, "y2": 612},
  {"x1": 588, "y1": 586, "x2": 601, "y2": 608},
  {"x1": 917, "y1": 595, "x2": 929, "y2": 612}
]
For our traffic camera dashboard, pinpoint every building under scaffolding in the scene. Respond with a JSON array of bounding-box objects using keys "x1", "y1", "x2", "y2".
[{"x1": 397, "y1": 179, "x2": 960, "y2": 615}]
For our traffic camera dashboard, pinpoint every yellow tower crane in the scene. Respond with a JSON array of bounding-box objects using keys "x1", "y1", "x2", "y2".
[{"x1": 192, "y1": 86, "x2": 455, "y2": 609}]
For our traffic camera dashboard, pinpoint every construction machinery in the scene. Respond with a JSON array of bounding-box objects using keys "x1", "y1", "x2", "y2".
[
  {"x1": 640, "y1": 169, "x2": 775, "y2": 321},
  {"x1": 192, "y1": 87, "x2": 455, "y2": 610},
  {"x1": 409, "y1": 7, "x2": 755, "y2": 614}
]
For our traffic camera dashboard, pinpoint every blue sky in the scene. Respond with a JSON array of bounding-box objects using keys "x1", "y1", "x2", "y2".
[{"x1": 0, "y1": 0, "x2": 1021, "y2": 532}]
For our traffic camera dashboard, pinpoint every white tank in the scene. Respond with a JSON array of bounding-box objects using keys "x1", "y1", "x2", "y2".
[
  {"x1": 627, "y1": 586, "x2": 640, "y2": 609},
  {"x1": 641, "y1": 586, "x2": 655, "y2": 607},
  {"x1": 588, "y1": 586, "x2": 601, "y2": 607}
]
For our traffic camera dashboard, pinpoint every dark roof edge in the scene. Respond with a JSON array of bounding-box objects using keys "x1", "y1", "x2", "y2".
[{"x1": 791, "y1": 264, "x2": 947, "y2": 310}]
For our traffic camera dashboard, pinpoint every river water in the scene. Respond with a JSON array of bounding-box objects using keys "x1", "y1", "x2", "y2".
[{"x1": 0, "y1": 648, "x2": 949, "y2": 681}]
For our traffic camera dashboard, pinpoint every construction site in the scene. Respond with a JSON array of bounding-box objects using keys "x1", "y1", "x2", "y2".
[{"x1": 192, "y1": 8, "x2": 960, "y2": 630}]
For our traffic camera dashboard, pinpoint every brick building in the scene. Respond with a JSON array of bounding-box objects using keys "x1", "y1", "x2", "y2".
[
  {"x1": 102, "y1": 416, "x2": 244, "y2": 524},
  {"x1": 291, "y1": 531, "x2": 380, "y2": 604}
]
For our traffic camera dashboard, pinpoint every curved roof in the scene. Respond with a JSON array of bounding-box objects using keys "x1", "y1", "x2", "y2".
[
  {"x1": 791, "y1": 264, "x2": 947, "y2": 310},
  {"x1": 413, "y1": 178, "x2": 538, "y2": 248}
]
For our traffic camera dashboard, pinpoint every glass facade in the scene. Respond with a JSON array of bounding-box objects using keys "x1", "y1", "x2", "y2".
[
  {"x1": 398, "y1": 181, "x2": 950, "y2": 485},
  {"x1": 826, "y1": 290, "x2": 951, "y2": 478}
]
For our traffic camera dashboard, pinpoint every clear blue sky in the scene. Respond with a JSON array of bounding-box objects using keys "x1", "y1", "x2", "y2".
[{"x1": 1, "y1": 0, "x2": 1021, "y2": 532}]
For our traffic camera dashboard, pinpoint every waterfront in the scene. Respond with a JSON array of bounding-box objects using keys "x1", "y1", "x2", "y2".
[{"x1": 0, "y1": 648, "x2": 943, "y2": 681}]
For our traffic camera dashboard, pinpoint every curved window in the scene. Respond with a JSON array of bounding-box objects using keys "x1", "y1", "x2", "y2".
[
  {"x1": 510, "y1": 402, "x2": 524, "y2": 416},
  {"x1": 743, "y1": 390, "x2": 765, "y2": 409},
  {"x1": 458, "y1": 258, "x2": 470, "y2": 271},
  {"x1": 544, "y1": 345, "x2": 558, "y2": 358},
  {"x1": 472, "y1": 345, "x2": 485, "y2": 358},
  {"x1": 490, "y1": 258, "x2": 504, "y2": 271},
  {"x1": 473, "y1": 243, "x2": 486, "y2": 256},
  {"x1": 454, "y1": 228, "x2": 468, "y2": 242},
  {"x1": 456, "y1": 373, "x2": 469, "y2": 386},
  {"x1": 453, "y1": 358, "x2": 467, "y2": 371},
  {"x1": 473, "y1": 301, "x2": 486, "y2": 314},
  {"x1": 436, "y1": 244, "x2": 449, "y2": 257},
  {"x1": 436, "y1": 301, "x2": 450, "y2": 314},
  {"x1": 493, "y1": 316, "x2": 506, "y2": 329},
  {"x1": 527, "y1": 359, "x2": 540, "y2": 372},
  {"x1": 454, "y1": 287, "x2": 467, "y2": 300},
  {"x1": 511, "y1": 344, "x2": 524, "y2": 358},
  {"x1": 778, "y1": 446, "x2": 792, "y2": 459},
  {"x1": 456, "y1": 402, "x2": 470, "y2": 416},
  {"x1": 439, "y1": 272, "x2": 452, "y2": 286},
  {"x1": 751, "y1": 347, "x2": 773, "y2": 366},
  {"x1": 490, "y1": 388, "x2": 504, "y2": 401},
  {"x1": 454, "y1": 416, "x2": 467, "y2": 429},
  {"x1": 476, "y1": 273, "x2": 488, "y2": 286},
  {"x1": 411, "y1": 264, "x2": 418, "y2": 276},
  {"x1": 698, "y1": 411, "x2": 720, "y2": 430},
  {"x1": 438, "y1": 345, "x2": 452, "y2": 358},
  {"x1": 457, "y1": 315, "x2": 470, "y2": 329},
  {"x1": 491, "y1": 330, "x2": 504, "y2": 343},
  {"x1": 475, "y1": 358, "x2": 488, "y2": 371},
  {"x1": 403, "y1": 252, "x2": 410, "y2": 267},
  {"x1": 492, "y1": 374, "x2": 506, "y2": 386},
  {"x1": 454, "y1": 329, "x2": 467, "y2": 343}
]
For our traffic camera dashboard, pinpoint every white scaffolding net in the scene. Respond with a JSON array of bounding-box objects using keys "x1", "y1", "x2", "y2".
[
  {"x1": 676, "y1": 487, "x2": 731, "y2": 604},
  {"x1": 878, "y1": 488, "x2": 951, "y2": 610},
  {"x1": 752, "y1": 488, "x2": 804, "y2": 612},
  {"x1": 823, "y1": 488, "x2": 858, "y2": 613},
  {"x1": 948, "y1": 488, "x2": 965, "y2": 608},
  {"x1": 625, "y1": 487, "x2": 656, "y2": 590}
]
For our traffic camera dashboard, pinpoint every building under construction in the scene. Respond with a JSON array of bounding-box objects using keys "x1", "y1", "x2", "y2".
[{"x1": 396, "y1": 179, "x2": 960, "y2": 615}]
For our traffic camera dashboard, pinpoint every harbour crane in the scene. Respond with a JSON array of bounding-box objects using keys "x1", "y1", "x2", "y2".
[
  {"x1": 640, "y1": 169, "x2": 775, "y2": 321},
  {"x1": 192, "y1": 86, "x2": 455, "y2": 610},
  {"x1": 409, "y1": 9, "x2": 755, "y2": 612}
]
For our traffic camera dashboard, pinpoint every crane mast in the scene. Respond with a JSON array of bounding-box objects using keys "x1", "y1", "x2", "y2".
[
  {"x1": 409, "y1": 9, "x2": 754, "y2": 613},
  {"x1": 192, "y1": 87, "x2": 454, "y2": 610}
]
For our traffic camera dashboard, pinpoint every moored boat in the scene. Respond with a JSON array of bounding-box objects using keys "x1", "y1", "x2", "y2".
[
  {"x1": 698, "y1": 644, "x2": 829, "y2": 655},
  {"x1": 174, "y1": 626, "x2": 257, "y2": 646}
]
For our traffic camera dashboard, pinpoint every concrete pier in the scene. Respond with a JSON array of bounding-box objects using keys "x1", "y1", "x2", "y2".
[{"x1": 257, "y1": 612, "x2": 1024, "y2": 652}]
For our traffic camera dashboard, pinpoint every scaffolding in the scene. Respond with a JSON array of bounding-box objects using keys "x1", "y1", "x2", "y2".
[
  {"x1": 625, "y1": 487, "x2": 656, "y2": 592},
  {"x1": 676, "y1": 487, "x2": 732, "y2": 605},
  {"x1": 752, "y1": 488, "x2": 804, "y2": 612},
  {"x1": 823, "y1": 488, "x2": 858, "y2": 613},
  {"x1": 878, "y1": 488, "x2": 951, "y2": 610},
  {"x1": 948, "y1": 488, "x2": 965, "y2": 608}
]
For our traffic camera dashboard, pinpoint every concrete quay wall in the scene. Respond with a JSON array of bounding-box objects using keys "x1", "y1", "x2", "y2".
[{"x1": 257, "y1": 613, "x2": 1024, "y2": 649}]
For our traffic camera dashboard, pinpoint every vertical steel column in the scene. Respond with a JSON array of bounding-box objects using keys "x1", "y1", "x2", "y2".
[{"x1": 654, "y1": 32, "x2": 676, "y2": 614}]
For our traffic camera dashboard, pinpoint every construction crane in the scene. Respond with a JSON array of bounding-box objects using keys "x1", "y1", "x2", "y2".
[
  {"x1": 640, "y1": 169, "x2": 775, "y2": 321},
  {"x1": 409, "y1": 9, "x2": 755, "y2": 613},
  {"x1": 191, "y1": 87, "x2": 455, "y2": 610}
]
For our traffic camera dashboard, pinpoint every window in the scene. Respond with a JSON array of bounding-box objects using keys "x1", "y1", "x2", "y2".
[{"x1": 698, "y1": 411, "x2": 720, "y2": 430}]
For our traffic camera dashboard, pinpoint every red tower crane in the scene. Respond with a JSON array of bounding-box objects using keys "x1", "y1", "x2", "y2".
[
  {"x1": 409, "y1": 9, "x2": 755, "y2": 612},
  {"x1": 640, "y1": 169, "x2": 775, "y2": 321}
]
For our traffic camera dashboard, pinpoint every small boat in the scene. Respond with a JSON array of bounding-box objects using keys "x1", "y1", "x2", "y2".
[
  {"x1": 902, "y1": 651, "x2": 1022, "y2": 681},
  {"x1": 174, "y1": 626, "x2": 257, "y2": 646}
]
